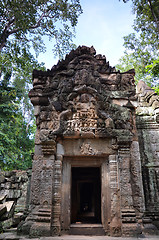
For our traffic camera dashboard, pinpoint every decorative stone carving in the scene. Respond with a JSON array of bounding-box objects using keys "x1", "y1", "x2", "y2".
[
  {"x1": 41, "y1": 141, "x2": 56, "y2": 155},
  {"x1": 21, "y1": 46, "x2": 159, "y2": 237},
  {"x1": 136, "y1": 80, "x2": 159, "y2": 110},
  {"x1": 80, "y1": 143, "x2": 98, "y2": 155},
  {"x1": 67, "y1": 93, "x2": 98, "y2": 134}
]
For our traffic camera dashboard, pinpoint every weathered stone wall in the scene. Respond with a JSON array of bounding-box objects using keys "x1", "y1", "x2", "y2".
[
  {"x1": 136, "y1": 81, "x2": 159, "y2": 228},
  {"x1": 16, "y1": 46, "x2": 159, "y2": 237},
  {"x1": 0, "y1": 170, "x2": 31, "y2": 232},
  {"x1": 23, "y1": 45, "x2": 141, "y2": 237}
]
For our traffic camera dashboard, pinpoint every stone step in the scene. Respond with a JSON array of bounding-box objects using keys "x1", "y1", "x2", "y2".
[
  {"x1": 3, "y1": 227, "x2": 17, "y2": 233},
  {"x1": 121, "y1": 209, "x2": 136, "y2": 214},
  {"x1": 0, "y1": 232, "x2": 20, "y2": 240},
  {"x1": 121, "y1": 209, "x2": 137, "y2": 223},
  {"x1": 26, "y1": 215, "x2": 51, "y2": 223},
  {"x1": 32, "y1": 211, "x2": 51, "y2": 217},
  {"x1": 29, "y1": 208, "x2": 51, "y2": 222},
  {"x1": 31, "y1": 215, "x2": 51, "y2": 222},
  {"x1": 38, "y1": 208, "x2": 51, "y2": 213},
  {"x1": 122, "y1": 217, "x2": 136, "y2": 223},
  {"x1": 69, "y1": 224, "x2": 105, "y2": 236},
  {"x1": 36, "y1": 216, "x2": 51, "y2": 222}
]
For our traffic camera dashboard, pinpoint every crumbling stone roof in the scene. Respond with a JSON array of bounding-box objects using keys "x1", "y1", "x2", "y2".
[{"x1": 33, "y1": 45, "x2": 118, "y2": 78}]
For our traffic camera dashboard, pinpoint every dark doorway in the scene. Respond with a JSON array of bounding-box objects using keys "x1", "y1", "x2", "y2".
[{"x1": 71, "y1": 167, "x2": 101, "y2": 224}]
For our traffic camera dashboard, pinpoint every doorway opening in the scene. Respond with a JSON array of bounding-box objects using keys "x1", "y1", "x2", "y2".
[{"x1": 71, "y1": 167, "x2": 101, "y2": 224}]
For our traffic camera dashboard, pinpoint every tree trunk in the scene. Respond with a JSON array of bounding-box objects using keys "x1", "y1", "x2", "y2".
[{"x1": 148, "y1": 0, "x2": 159, "y2": 36}]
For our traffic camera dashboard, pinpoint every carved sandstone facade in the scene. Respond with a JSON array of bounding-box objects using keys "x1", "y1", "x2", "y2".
[{"x1": 21, "y1": 46, "x2": 159, "y2": 237}]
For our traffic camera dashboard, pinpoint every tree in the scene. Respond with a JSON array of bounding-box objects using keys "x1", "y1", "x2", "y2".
[
  {"x1": 120, "y1": 0, "x2": 159, "y2": 35},
  {"x1": 0, "y1": 49, "x2": 44, "y2": 170},
  {"x1": 0, "y1": 0, "x2": 82, "y2": 170},
  {"x1": 0, "y1": 0, "x2": 82, "y2": 56},
  {"x1": 0, "y1": 80, "x2": 35, "y2": 170},
  {"x1": 116, "y1": 52, "x2": 145, "y2": 81},
  {"x1": 0, "y1": 0, "x2": 82, "y2": 104},
  {"x1": 0, "y1": 0, "x2": 82, "y2": 114},
  {"x1": 118, "y1": 0, "x2": 159, "y2": 90}
]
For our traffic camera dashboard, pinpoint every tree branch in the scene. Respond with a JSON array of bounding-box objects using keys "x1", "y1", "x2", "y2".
[
  {"x1": 0, "y1": 17, "x2": 15, "y2": 51},
  {"x1": 147, "y1": 0, "x2": 159, "y2": 36},
  {"x1": 28, "y1": 9, "x2": 51, "y2": 30},
  {"x1": 0, "y1": 9, "x2": 51, "y2": 51}
]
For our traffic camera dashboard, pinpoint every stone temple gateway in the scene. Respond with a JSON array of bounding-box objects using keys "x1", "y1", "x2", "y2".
[{"x1": 22, "y1": 46, "x2": 159, "y2": 237}]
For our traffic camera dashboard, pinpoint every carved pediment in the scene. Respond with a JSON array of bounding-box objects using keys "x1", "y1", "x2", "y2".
[{"x1": 30, "y1": 46, "x2": 136, "y2": 142}]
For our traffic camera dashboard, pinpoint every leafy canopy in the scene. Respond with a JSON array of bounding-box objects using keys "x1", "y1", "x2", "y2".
[
  {"x1": 0, "y1": 0, "x2": 82, "y2": 170},
  {"x1": 117, "y1": 0, "x2": 159, "y2": 91},
  {"x1": 0, "y1": 82, "x2": 35, "y2": 170},
  {"x1": 0, "y1": 0, "x2": 82, "y2": 57}
]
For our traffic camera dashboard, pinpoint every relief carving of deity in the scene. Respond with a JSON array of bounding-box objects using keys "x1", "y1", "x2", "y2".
[{"x1": 67, "y1": 93, "x2": 98, "y2": 133}]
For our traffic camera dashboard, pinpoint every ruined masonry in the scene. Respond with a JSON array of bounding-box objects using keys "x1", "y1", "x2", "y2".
[
  {"x1": 21, "y1": 46, "x2": 159, "y2": 237},
  {"x1": 0, "y1": 170, "x2": 31, "y2": 232}
]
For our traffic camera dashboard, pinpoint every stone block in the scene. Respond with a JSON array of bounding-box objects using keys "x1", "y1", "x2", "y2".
[
  {"x1": 30, "y1": 222, "x2": 51, "y2": 237},
  {"x1": 10, "y1": 183, "x2": 19, "y2": 189},
  {"x1": 0, "y1": 173, "x2": 5, "y2": 183},
  {"x1": 34, "y1": 106, "x2": 40, "y2": 116},
  {"x1": 2, "y1": 201, "x2": 15, "y2": 219},
  {"x1": 8, "y1": 190, "x2": 21, "y2": 199},
  {"x1": 122, "y1": 223, "x2": 139, "y2": 237},
  {"x1": 10, "y1": 175, "x2": 18, "y2": 183},
  {"x1": 0, "y1": 189, "x2": 9, "y2": 197},
  {"x1": 4, "y1": 182, "x2": 11, "y2": 189},
  {"x1": 4, "y1": 171, "x2": 13, "y2": 178},
  {"x1": 17, "y1": 220, "x2": 33, "y2": 235},
  {"x1": 13, "y1": 212, "x2": 24, "y2": 226},
  {"x1": 1, "y1": 218, "x2": 13, "y2": 230},
  {"x1": 0, "y1": 204, "x2": 7, "y2": 217},
  {"x1": 0, "y1": 194, "x2": 7, "y2": 203}
]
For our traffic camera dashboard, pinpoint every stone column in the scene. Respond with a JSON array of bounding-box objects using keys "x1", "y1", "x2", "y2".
[
  {"x1": 118, "y1": 143, "x2": 139, "y2": 236},
  {"x1": 50, "y1": 143, "x2": 63, "y2": 236},
  {"x1": 130, "y1": 141, "x2": 145, "y2": 220},
  {"x1": 61, "y1": 160, "x2": 71, "y2": 232},
  {"x1": 28, "y1": 141, "x2": 55, "y2": 237},
  {"x1": 109, "y1": 154, "x2": 122, "y2": 237},
  {"x1": 101, "y1": 160, "x2": 111, "y2": 234}
]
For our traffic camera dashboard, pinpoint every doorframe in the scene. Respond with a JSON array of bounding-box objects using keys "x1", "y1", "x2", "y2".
[
  {"x1": 71, "y1": 167, "x2": 101, "y2": 224},
  {"x1": 61, "y1": 156, "x2": 111, "y2": 233}
]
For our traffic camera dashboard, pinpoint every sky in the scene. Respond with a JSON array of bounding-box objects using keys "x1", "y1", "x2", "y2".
[{"x1": 38, "y1": 0, "x2": 135, "y2": 69}]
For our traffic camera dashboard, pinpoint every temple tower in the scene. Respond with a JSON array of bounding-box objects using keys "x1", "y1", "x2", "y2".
[{"x1": 20, "y1": 46, "x2": 159, "y2": 237}]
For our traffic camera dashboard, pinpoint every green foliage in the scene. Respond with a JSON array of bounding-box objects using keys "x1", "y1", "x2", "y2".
[
  {"x1": 0, "y1": 84, "x2": 35, "y2": 170},
  {"x1": 0, "y1": 45, "x2": 45, "y2": 170},
  {"x1": 120, "y1": 0, "x2": 159, "y2": 35},
  {"x1": 146, "y1": 58, "x2": 159, "y2": 78},
  {"x1": 53, "y1": 24, "x2": 76, "y2": 59},
  {"x1": 117, "y1": 0, "x2": 159, "y2": 93},
  {"x1": 0, "y1": 44, "x2": 46, "y2": 122},
  {"x1": 116, "y1": 52, "x2": 144, "y2": 81},
  {"x1": 0, "y1": 0, "x2": 82, "y2": 170},
  {"x1": 0, "y1": 0, "x2": 82, "y2": 58}
]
